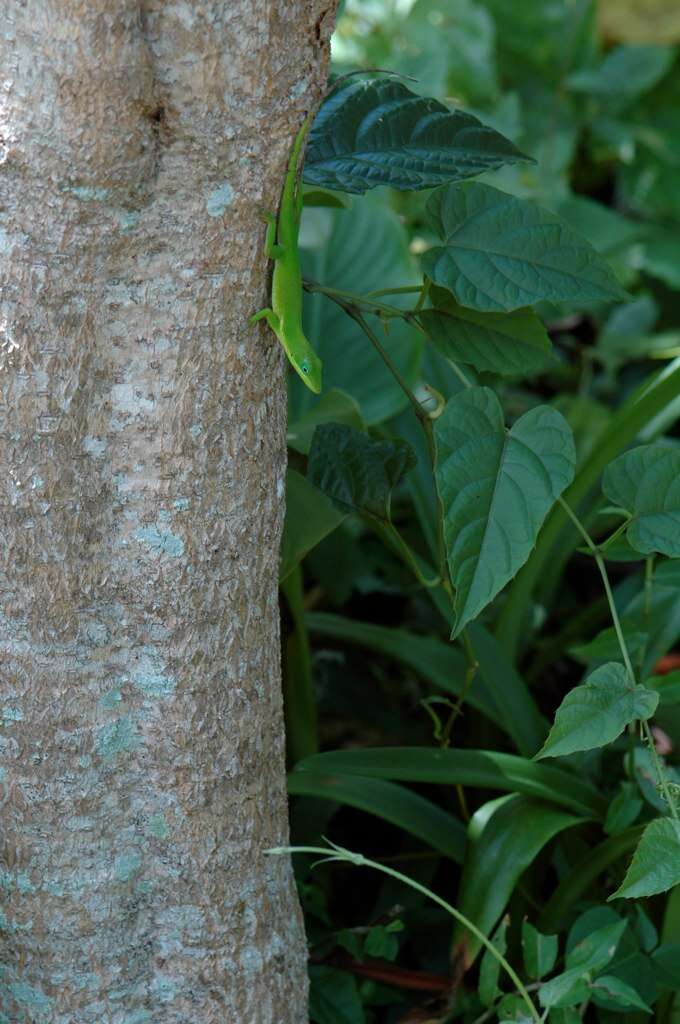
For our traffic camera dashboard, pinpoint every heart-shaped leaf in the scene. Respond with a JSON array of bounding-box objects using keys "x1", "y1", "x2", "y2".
[
  {"x1": 423, "y1": 182, "x2": 627, "y2": 312},
  {"x1": 537, "y1": 663, "x2": 658, "y2": 760},
  {"x1": 434, "y1": 387, "x2": 575, "y2": 637},
  {"x1": 304, "y1": 78, "x2": 530, "y2": 194},
  {"x1": 602, "y1": 443, "x2": 680, "y2": 557}
]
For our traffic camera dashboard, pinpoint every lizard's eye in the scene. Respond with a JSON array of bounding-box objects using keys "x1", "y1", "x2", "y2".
[{"x1": 301, "y1": 362, "x2": 309, "y2": 374}]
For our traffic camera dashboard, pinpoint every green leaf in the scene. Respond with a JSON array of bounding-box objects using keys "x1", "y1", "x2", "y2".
[
  {"x1": 422, "y1": 182, "x2": 627, "y2": 313},
  {"x1": 539, "y1": 830, "x2": 644, "y2": 933},
  {"x1": 419, "y1": 294, "x2": 554, "y2": 377},
  {"x1": 538, "y1": 969, "x2": 591, "y2": 1010},
  {"x1": 296, "y1": 197, "x2": 421, "y2": 426},
  {"x1": 569, "y1": 626, "x2": 648, "y2": 664},
  {"x1": 305, "y1": 612, "x2": 546, "y2": 756},
  {"x1": 633, "y1": 905, "x2": 658, "y2": 952},
  {"x1": 647, "y1": 670, "x2": 680, "y2": 707},
  {"x1": 589, "y1": 974, "x2": 652, "y2": 1013},
  {"x1": 363, "y1": 924, "x2": 401, "y2": 962},
  {"x1": 466, "y1": 621, "x2": 549, "y2": 757},
  {"x1": 536, "y1": 663, "x2": 659, "y2": 760},
  {"x1": 303, "y1": 79, "x2": 530, "y2": 194},
  {"x1": 611, "y1": 817, "x2": 680, "y2": 899},
  {"x1": 479, "y1": 917, "x2": 509, "y2": 1007},
  {"x1": 629, "y1": 745, "x2": 680, "y2": 813},
  {"x1": 637, "y1": 235, "x2": 680, "y2": 289},
  {"x1": 309, "y1": 966, "x2": 365, "y2": 1024},
  {"x1": 604, "y1": 782, "x2": 643, "y2": 835},
  {"x1": 652, "y1": 944, "x2": 680, "y2": 989},
  {"x1": 287, "y1": 771, "x2": 466, "y2": 862},
  {"x1": 302, "y1": 185, "x2": 353, "y2": 209},
  {"x1": 522, "y1": 921, "x2": 558, "y2": 981},
  {"x1": 294, "y1": 746, "x2": 603, "y2": 820},
  {"x1": 566, "y1": 920, "x2": 627, "y2": 971},
  {"x1": 453, "y1": 795, "x2": 584, "y2": 968},
  {"x1": 280, "y1": 470, "x2": 347, "y2": 582},
  {"x1": 539, "y1": 920, "x2": 627, "y2": 1010},
  {"x1": 384, "y1": 0, "x2": 498, "y2": 105},
  {"x1": 603, "y1": 444, "x2": 680, "y2": 557},
  {"x1": 287, "y1": 389, "x2": 364, "y2": 455},
  {"x1": 548, "y1": 1009, "x2": 580, "y2": 1024},
  {"x1": 567, "y1": 44, "x2": 674, "y2": 103},
  {"x1": 335, "y1": 929, "x2": 364, "y2": 962},
  {"x1": 497, "y1": 362, "x2": 680, "y2": 662},
  {"x1": 307, "y1": 423, "x2": 415, "y2": 522},
  {"x1": 497, "y1": 993, "x2": 534, "y2": 1022},
  {"x1": 434, "y1": 387, "x2": 576, "y2": 637}
]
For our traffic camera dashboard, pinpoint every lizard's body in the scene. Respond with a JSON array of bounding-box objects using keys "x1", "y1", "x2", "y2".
[{"x1": 249, "y1": 112, "x2": 322, "y2": 393}]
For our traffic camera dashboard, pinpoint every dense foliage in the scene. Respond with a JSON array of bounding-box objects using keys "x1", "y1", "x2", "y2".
[{"x1": 279, "y1": 2, "x2": 680, "y2": 1020}]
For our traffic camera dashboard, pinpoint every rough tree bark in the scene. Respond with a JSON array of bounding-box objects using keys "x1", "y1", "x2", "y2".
[{"x1": 0, "y1": 2, "x2": 336, "y2": 1021}]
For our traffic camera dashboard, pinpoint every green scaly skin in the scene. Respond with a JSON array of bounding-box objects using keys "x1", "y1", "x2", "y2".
[{"x1": 249, "y1": 112, "x2": 322, "y2": 394}]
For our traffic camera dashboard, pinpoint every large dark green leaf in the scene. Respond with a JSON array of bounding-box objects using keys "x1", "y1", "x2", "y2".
[
  {"x1": 652, "y1": 945, "x2": 680, "y2": 990},
  {"x1": 467, "y1": 622, "x2": 548, "y2": 756},
  {"x1": 309, "y1": 966, "x2": 365, "y2": 1024},
  {"x1": 293, "y1": 747, "x2": 603, "y2": 819},
  {"x1": 287, "y1": 771, "x2": 465, "y2": 862},
  {"x1": 603, "y1": 444, "x2": 680, "y2": 557},
  {"x1": 434, "y1": 387, "x2": 576, "y2": 636},
  {"x1": 453, "y1": 795, "x2": 584, "y2": 968},
  {"x1": 303, "y1": 79, "x2": 530, "y2": 194},
  {"x1": 296, "y1": 197, "x2": 421, "y2": 425},
  {"x1": 307, "y1": 423, "x2": 415, "y2": 521},
  {"x1": 280, "y1": 470, "x2": 347, "y2": 582},
  {"x1": 419, "y1": 293, "x2": 554, "y2": 377},
  {"x1": 305, "y1": 613, "x2": 544, "y2": 755},
  {"x1": 537, "y1": 663, "x2": 658, "y2": 760},
  {"x1": 422, "y1": 182, "x2": 627, "y2": 312}
]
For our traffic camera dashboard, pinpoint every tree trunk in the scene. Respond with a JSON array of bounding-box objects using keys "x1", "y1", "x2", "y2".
[{"x1": 0, "y1": 2, "x2": 335, "y2": 1021}]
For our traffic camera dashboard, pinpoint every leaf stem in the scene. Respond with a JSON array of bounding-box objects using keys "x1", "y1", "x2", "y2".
[
  {"x1": 267, "y1": 843, "x2": 542, "y2": 1023},
  {"x1": 303, "y1": 279, "x2": 410, "y2": 318},
  {"x1": 365, "y1": 285, "x2": 423, "y2": 298},
  {"x1": 373, "y1": 521, "x2": 441, "y2": 588},
  {"x1": 558, "y1": 497, "x2": 677, "y2": 819},
  {"x1": 313, "y1": 286, "x2": 454, "y2": 599}
]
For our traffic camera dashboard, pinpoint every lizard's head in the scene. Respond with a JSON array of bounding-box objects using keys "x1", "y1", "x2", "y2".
[{"x1": 293, "y1": 348, "x2": 322, "y2": 394}]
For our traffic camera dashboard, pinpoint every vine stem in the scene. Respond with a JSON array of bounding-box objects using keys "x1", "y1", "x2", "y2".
[
  {"x1": 266, "y1": 843, "x2": 542, "y2": 1023},
  {"x1": 558, "y1": 497, "x2": 677, "y2": 820},
  {"x1": 303, "y1": 279, "x2": 408, "y2": 319},
  {"x1": 310, "y1": 285, "x2": 461, "y2": 594},
  {"x1": 372, "y1": 521, "x2": 441, "y2": 588}
]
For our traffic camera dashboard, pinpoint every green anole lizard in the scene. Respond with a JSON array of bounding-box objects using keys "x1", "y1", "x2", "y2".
[{"x1": 249, "y1": 111, "x2": 322, "y2": 394}]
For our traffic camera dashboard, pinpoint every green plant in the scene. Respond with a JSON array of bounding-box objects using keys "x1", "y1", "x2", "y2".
[{"x1": 281, "y1": 4, "x2": 680, "y2": 1021}]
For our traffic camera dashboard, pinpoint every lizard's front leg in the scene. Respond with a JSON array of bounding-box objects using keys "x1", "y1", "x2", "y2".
[
  {"x1": 262, "y1": 211, "x2": 285, "y2": 260},
  {"x1": 248, "y1": 307, "x2": 281, "y2": 335}
]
